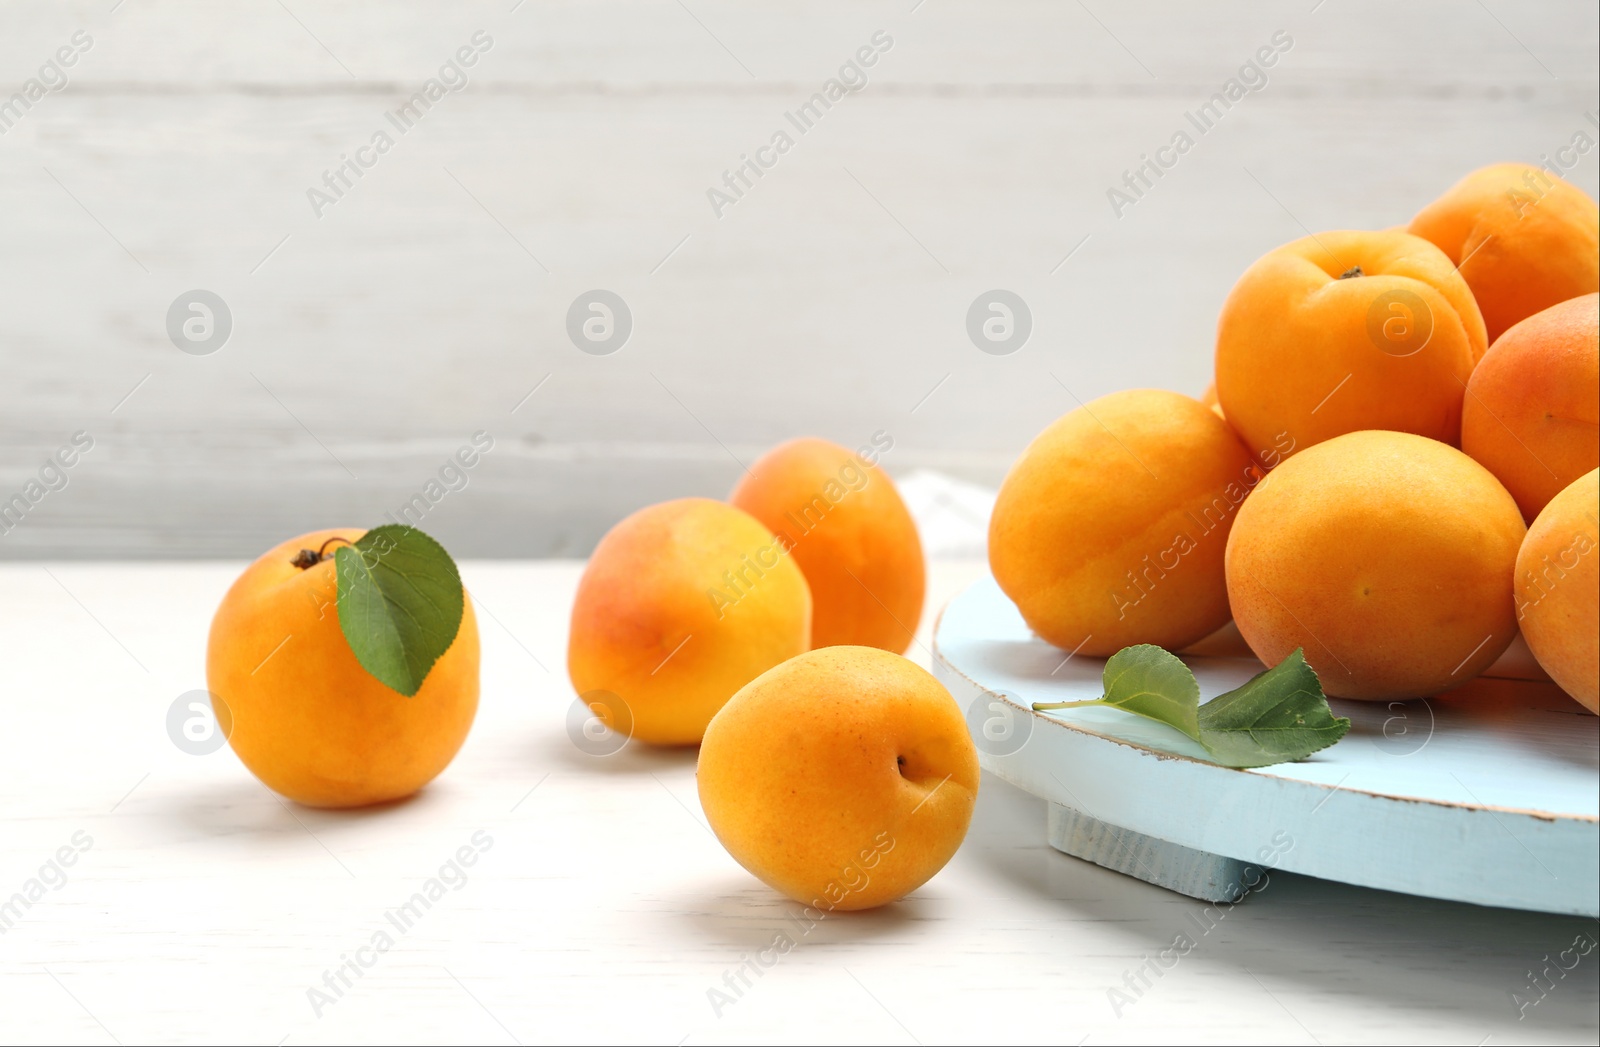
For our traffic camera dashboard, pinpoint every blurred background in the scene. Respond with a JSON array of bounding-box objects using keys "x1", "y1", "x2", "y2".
[{"x1": 1, "y1": 0, "x2": 1595, "y2": 559}]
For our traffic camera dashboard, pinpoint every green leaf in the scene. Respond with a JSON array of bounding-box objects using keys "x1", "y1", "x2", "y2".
[
  {"x1": 1195, "y1": 648, "x2": 1351, "y2": 768},
  {"x1": 334, "y1": 525, "x2": 465, "y2": 697},
  {"x1": 1095, "y1": 644, "x2": 1203, "y2": 741},
  {"x1": 1032, "y1": 645, "x2": 1350, "y2": 769}
]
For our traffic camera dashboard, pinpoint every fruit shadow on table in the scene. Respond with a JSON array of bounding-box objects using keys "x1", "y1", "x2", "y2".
[
  {"x1": 166, "y1": 773, "x2": 433, "y2": 841},
  {"x1": 536, "y1": 728, "x2": 702, "y2": 776}
]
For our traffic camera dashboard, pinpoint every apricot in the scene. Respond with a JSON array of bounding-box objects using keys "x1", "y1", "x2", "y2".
[
  {"x1": 1408, "y1": 163, "x2": 1600, "y2": 344},
  {"x1": 697, "y1": 646, "x2": 978, "y2": 910},
  {"x1": 568, "y1": 498, "x2": 811, "y2": 746},
  {"x1": 1462, "y1": 293, "x2": 1599, "y2": 522},
  {"x1": 988, "y1": 389, "x2": 1257, "y2": 656},
  {"x1": 1215, "y1": 229, "x2": 1486, "y2": 461},
  {"x1": 1226, "y1": 431, "x2": 1525, "y2": 700},
  {"x1": 729, "y1": 436, "x2": 923, "y2": 653},
  {"x1": 207, "y1": 528, "x2": 479, "y2": 807},
  {"x1": 1516, "y1": 469, "x2": 1599, "y2": 713},
  {"x1": 1199, "y1": 382, "x2": 1225, "y2": 420}
]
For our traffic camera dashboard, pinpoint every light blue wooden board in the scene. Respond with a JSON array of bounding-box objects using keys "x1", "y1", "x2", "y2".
[{"x1": 933, "y1": 574, "x2": 1600, "y2": 916}]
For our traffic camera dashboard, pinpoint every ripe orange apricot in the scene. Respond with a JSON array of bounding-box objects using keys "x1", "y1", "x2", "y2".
[
  {"x1": 207, "y1": 528, "x2": 480, "y2": 807},
  {"x1": 1516, "y1": 469, "x2": 1599, "y2": 713},
  {"x1": 1226, "y1": 431, "x2": 1525, "y2": 700},
  {"x1": 698, "y1": 646, "x2": 979, "y2": 910},
  {"x1": 729, "y1": 436, "x2": 923, "y2": 653},
  {"x1": 988, "y1": 389, "x2": 1257, "y2": 656},
  {"x1": 1199, "y1": 382, "x2": 1225, "y2": 420},
  {"x1": 568, "y1": 498, "x2": 811, "y2": 746},
  {"x1": 1462, "y1": 293, "x2": 1599, "y2": 522},
  {"x1": 1215, "y1": 230, "x2": 1486, "y2": 462},
  {"x1": 1408, "y1": 163, "x2": 1600, "y2": 344}
]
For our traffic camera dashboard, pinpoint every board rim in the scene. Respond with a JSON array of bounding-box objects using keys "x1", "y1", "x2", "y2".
[{"x1": 931, "y1": 578, "x2": 1600, "y2": 916}]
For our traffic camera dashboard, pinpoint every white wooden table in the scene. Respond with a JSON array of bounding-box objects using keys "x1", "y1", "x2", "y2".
[{"x1": 2, "y1": 559, "x2": 1596, "y2": 1045}]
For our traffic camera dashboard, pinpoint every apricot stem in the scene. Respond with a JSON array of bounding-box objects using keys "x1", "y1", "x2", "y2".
[
  {"x1": 1031, "y1": 699, "x2": 1109, "y2": 711},
  {"x1": 1339, "y1": 265, "x2": 1364, "y2": 279},
  {"x1": 290, "y1": 535, "x2": 355, "y2": 570}
]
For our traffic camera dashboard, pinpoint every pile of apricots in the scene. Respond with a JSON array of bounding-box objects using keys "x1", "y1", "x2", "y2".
[
  {"x1": 208, "y1": 433, "x2": 980, "y2": 912},
  {"x1": 992, "y1": 162, "x2": 1599, "y2": 713},
  {"x1": 568, "y1": 436, "x2": 978, "y2": 911}
]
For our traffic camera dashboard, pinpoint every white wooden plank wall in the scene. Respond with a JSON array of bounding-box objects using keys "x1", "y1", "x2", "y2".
[{"x1": 1, "y1": 0, "x2": 1595, "y2": 557}]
